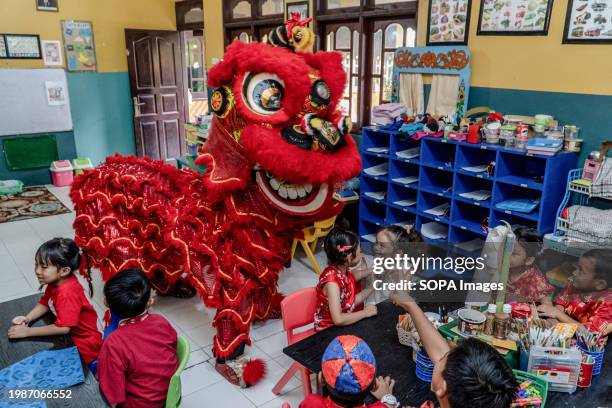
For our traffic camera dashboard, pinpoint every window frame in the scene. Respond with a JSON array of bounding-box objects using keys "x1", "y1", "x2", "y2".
[{"x1": 223, "y1": 0, "x2": 284, "y2": 46}]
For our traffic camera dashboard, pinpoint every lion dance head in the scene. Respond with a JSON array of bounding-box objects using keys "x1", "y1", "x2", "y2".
[{"x1": 197, "y1": 14, "x2": 361, "y2": 217}]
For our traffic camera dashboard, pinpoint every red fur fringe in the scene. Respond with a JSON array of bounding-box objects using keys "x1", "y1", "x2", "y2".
[{"x1": 242, "y1": 359, "x2": 267, "y2": 387}]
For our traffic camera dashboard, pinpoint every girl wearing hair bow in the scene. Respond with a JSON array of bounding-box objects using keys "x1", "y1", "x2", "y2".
[{"x1": 313, "y1": 227, "x2": 378, "y2": 331}]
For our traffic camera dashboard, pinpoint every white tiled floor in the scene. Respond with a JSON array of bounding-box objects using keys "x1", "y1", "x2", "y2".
[{"x1": 0, "y1": 185, "x2": 328, "y2": 407}]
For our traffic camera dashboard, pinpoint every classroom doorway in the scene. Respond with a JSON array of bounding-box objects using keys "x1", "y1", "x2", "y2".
[{"x1": 125, "y1": 29, "x2": 186, "y2": 161}]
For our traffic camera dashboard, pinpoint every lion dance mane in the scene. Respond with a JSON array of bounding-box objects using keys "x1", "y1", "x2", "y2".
[{"x1": 70, "y1": 15, "x2": 361, "y2": 383}]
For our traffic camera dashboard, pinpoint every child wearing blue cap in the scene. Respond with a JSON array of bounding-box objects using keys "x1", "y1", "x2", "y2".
[{"x1": 300, "y1": 335, "x2": 399, "y2": 408}]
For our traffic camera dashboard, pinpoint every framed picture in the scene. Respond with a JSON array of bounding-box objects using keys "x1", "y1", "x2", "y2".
[
  {"x1": 4, "y1": 34, "x2": 41, "y2": 59},
  {"x1": 477, "y1": 0, "x2": 554, "y2": 35},
  {"x1": 61, "y1": 20, "x2": 97, "y2": 71},
  {"x1": 286, "y1": 1, "x2": 309, "y2": 21},
  {"x1": 0, "y1": 35, "x2": 7, "y2": 59},
  {"x1": 427, "y1": 0, "x2": 472, "y2": 45},
  {"x1": 36, "y1": 0, "x2": 58, "y2": 12},
  {"x1": 563, "y1": 0, "x2": 612, "y2": 44},
  {"x1": 42, "y1": 40, "x2": 63, "y2": 66}
]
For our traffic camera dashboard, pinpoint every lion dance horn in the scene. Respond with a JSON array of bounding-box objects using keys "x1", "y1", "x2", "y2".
[{"x1": 267, "y1": 12, "x2": 314, "y2": 53}]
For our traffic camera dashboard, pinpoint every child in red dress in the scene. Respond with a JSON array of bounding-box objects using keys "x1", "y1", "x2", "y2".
[
  {"x1": 8, "y1": 238, "x2": 102, "y2": 369},
  {"x1": 300, "y1": 335, "x2": 398, "y2": 408},
  {"x1": 98, "y1": 268, "x2": 178, "y2": 408},
  {"x1": 314, "y1": 228, "x2": 377, "y2": 331},
  {"x1": 538, "y1": 249, "x2": 612, "y2": 333},
  {"x1": 506, "y1": 227, "x2": 554, "y2": 304}
]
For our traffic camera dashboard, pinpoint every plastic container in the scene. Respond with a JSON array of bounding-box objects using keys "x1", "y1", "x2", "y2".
[
  {"x1": 513, "y1": 369, "x2": 549, "y2": 408},
  {"x1": 415, "y1": 349, "x2": 434, "y2": 382},
  {"x1": 50, "y1": 160, "x2": 74, "y2": 187},
  {"x1": 0, "y1": 180, "x2": 24, "y2": 195},
  {"x1": 72, "y1": 158, "x2": 94, "y2": 175},
  {"x1": 576, "y1": 343, "x2": 604, "y2": 376},
  {"x1": 527, "y1": 346, "x2": 581, "y2": 393}
]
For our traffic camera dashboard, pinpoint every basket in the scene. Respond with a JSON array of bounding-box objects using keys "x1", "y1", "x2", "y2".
[
  {"x1": 0, "y1": 180, "x2": 24, "y2": 195},
  {"x1": 415, "y1": 349, "x2": 434, "y2": 382},
  {"x1": 577, "y1": 344, "x2": 604, "y2": 376},
  {"x1": 513, "y1": 369, "x2": 549, "y2": 408},
  {"x1": 396, "y1": 323, "x2": 414, "y2": 347}
]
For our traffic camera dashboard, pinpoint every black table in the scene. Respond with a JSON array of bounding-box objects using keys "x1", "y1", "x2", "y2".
[
  {"x1": 284, "y1": 301, "x2": 612, "y2": 407},
  {"x1": 1, "y1": 294, "x2": 109, "y2": 408}
]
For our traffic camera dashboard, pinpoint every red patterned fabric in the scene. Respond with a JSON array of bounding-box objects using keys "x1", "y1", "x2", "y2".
[
  {"x1": 71, "y1": 36, "x2": 360, "y2": 360},
  {"x1": 299, "y1": 395, "x2": 386, "y2": 408},
  {"x1": 314, "y1": 265, "x2": 356, "y2": 331},
  {"x1": 506, "y1": 267, "x2": 555, "y2": 303},
  {"x1": 555, "y1": 285, "x2": 612, "y2": 332}
]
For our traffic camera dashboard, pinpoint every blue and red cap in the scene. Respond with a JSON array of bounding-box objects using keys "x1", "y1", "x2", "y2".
[{"x1": 321, "y1": 335, "x2": 376, "y2": 395}]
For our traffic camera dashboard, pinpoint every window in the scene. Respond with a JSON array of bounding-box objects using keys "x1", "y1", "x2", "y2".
[
  {"x1": 176, "y1": 0, "x2": 203, "y2": 31},
  {"x1": 182, "y1": 31, "x2": 208, "y2": 122},
  {"x1": 261, "y1": 0, "x2": 283, "y2": 15},
  {"x1": 325, "y1": 23, "x2": 361, "y2": 125},
  {"x1": 327, "y1": 0, "x2": 360, "y2": 9},
  {"x1": 233, "y1": 1, "x2": 252, "y2": 19},
  {"x1": 224, "y1": 0, "x2": 284, "y2": 45},
  {"x1": 371, "y1": 21, "x2": 415, "y2": 108}
]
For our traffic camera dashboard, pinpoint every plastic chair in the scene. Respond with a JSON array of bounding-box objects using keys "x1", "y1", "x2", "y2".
[
  {"x1": 272, "y1": 287, "x2": 317, "y2": 397},
  {"x1": 282, "y1": 404, "x2": 291, "y2": 408},
  {"x1": 290, "y1": 215, "x2": 337, "y2": 274},
  {"x1": 165, "y1": 335, "x2": 191, "y2": 408}
]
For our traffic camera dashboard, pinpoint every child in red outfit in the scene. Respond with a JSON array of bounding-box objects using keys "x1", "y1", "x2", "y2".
[
  {"x1": 314, "y1": 228, "x2": 377, "y2": 331},
  {"x1": 98, "y1": 268, "x2": 178, "y2": 408},
  {"x1": 300, "y1": 335, "x2": 398, "y2": 408},
  {"x1": 506, "y1": 227, "x2": 554, "y2": 304},
  {"x1": 538, "y1": 249, "x2": 612, "y2": 333},
  {"x1": 8, "y1": 238, "x2": 102, "y2": 367}
]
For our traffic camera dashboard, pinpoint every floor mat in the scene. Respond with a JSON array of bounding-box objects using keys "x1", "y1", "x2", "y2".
[{"x1": 0, "y1": 186, "x2": 71, "y2": 224}]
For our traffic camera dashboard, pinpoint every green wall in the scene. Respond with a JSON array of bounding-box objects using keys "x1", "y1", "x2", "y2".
[{"x1": 67, "y1": 72, "x2": 136, "y2": 166}]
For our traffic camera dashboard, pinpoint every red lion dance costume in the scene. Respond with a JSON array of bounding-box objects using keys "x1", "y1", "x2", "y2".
[{"x1": 70, "y1": 15, "x2": 361, "y2": 386}]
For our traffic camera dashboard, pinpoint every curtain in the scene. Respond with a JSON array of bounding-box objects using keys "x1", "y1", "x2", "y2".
[
  {"x1": 426, "y1": 74, "x2": 459, "y2": 117},
  {"x1": 399, "y1": 73, "x2": 424, "y2": 116}
]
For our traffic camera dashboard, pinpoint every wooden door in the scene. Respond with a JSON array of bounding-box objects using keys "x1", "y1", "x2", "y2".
[{"x1": 125, "y1": 29, "x2": 186, "y2": 161}]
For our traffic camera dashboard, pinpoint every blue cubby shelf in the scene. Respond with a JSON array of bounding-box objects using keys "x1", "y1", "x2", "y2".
[{"x1": 358, "y1": 128, "x2": 577, "y2": 250}]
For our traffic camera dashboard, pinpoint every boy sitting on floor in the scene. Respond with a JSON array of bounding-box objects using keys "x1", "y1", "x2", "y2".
[
  {"x1": 98, "y1": 269, "x2": 178, "y2": 408},
  {"x1": 300, "y1": 335, "x2": 399, "y2": 408},
  {"x1": 392, "y1": 293, "x2": 517, "y2": 408}
]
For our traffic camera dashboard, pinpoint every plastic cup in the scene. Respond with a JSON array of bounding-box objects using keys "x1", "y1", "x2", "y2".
[{"x1": 578, "y1": 356, "x2": 594, "y2": 388}]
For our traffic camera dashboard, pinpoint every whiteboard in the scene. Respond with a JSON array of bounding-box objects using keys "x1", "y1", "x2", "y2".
[{"x1": 0, "y1": 68, "x2": 73, "y2": 136}]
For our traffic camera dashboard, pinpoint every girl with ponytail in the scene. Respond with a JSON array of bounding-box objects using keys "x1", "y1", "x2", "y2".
[{"x1": 8, "y1": 238, "x2": 103, "y2": 371}]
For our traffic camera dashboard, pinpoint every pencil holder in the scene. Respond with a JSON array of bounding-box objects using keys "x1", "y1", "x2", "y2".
[
  {"x1": 577, "y1": 344, "x2": 604, "y2": 376},
  {"x1": 415, "y1": 349, "x2": 434, "y2": 383}
]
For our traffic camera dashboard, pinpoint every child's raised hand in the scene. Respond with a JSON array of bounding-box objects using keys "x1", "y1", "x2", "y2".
[
  {"x1": 364, "y1": 304, "x2": 378, "y2": 317},
  {"x1": 11, "y1": 316, "x2": 29, "y2": 326},
  {"x1": 8, "y1": 324, "x2": 31, "y2": 339}
]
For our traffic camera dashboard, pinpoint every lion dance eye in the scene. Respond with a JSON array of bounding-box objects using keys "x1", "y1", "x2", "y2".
[{"x1": 243, "y1": 72, "x2": 285, "y2": 115}]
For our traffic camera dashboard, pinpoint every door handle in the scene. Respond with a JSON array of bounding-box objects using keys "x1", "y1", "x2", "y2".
[{"x1": 133, "y1": 97, "x2": 145, "y2": 117}]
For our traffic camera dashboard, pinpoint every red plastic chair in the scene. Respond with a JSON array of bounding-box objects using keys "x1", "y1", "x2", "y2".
[
  {"x1": 281, "y1": 404, "x2": 291, "y2": 408},
  {"x1": 272, "y1": 287, "x2": 317, "y2": 397}
]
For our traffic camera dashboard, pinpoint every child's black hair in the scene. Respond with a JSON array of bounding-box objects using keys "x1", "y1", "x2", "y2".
[
  {"x1": 513, "y1": 226, "x2": 542, "y2": 258},
  {"x1": 324, "y1": 227, "x2": 359, "y2": 266},
  {"x1": 379, "y1": 224, "x2": 422, "y2": 247},
  {"x1": 104, "y1": 268, "x2": 151, "y2": 319},
  {"x1": 443, "y1": 338, "x2": 518, "y2": 408},
  {"x1": 35, "y1": 238, "x2": 92, "y2": 297},
  {"x1": 322, "y1": 376, "x2": 374, "y2": 408},
  {"x1": 582, "y1": 249, "x2": 612, "y2": 288}
]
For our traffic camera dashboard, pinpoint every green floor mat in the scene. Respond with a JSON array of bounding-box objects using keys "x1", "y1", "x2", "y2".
[{"x1": 3, "y1": 135, "x2": 59, "y2": 171}]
